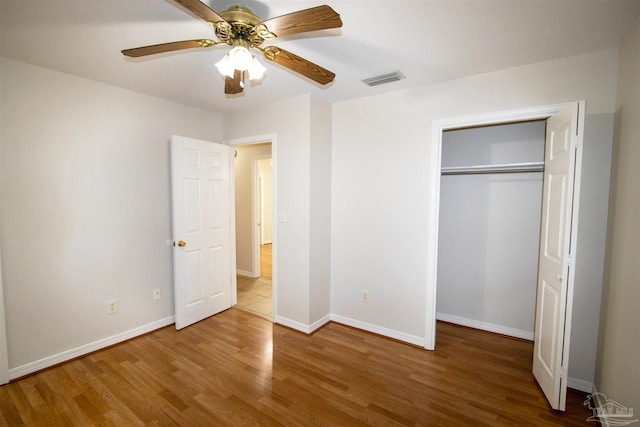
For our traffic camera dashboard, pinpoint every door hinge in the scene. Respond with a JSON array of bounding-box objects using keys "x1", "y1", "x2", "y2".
[{"x1": 559, "y1": 364, "x2": 569, "y2": 380}]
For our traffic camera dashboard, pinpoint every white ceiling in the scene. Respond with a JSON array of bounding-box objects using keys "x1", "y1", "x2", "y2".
[{"x1": 2, "y1": 0, "x2": 639, "y2": 114}]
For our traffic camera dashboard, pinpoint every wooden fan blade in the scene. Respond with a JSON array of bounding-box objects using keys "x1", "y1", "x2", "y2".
[
  {"x1": 262, "y1": 46, "x2": 335, "y2": 85},
  {"x1": 259, "y1": 5, "x2": 342, "y2": 38},
  {"x1": 122, "y1": 40, "x2": 215, "y2": 57},
  {"x1": 225, "y1": 70, "x2": 244, "y2": 94},
  {"x1": 172, "y1": 0, "x2": 227, "y2": 24}
]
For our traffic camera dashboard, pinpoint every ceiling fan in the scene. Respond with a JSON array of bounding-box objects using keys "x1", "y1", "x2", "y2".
[{"x1": 122, "y1": 0, "x2": 342, "y2": 95}]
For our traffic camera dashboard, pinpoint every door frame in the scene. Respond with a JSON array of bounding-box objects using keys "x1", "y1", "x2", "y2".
[
  {"x1": 425, "y1": 101, "x2": 585, "y2": 350},
  {"x1": 0, "y1": 246, "x2": 9, "y2": 384},
  {"x1": 252, "y1": 154, "x2": 272, "y2": 273},
  {"x1": 257, "y1": 158, "x2": 273, "y2": 245},
  {"x1": 226, "y1": 133, "x2": 277, "y2": 322}
]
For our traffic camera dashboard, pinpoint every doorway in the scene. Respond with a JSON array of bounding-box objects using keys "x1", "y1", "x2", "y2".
[
  {"x1": 426, "y1": 102, "x2": 584, "y2": 410},
  {"x1": 436, "y1": 120, "x2": 546, "y2": 341},
  {"x1": 231, "y1": 141, "x2": 274, "y2": 320}
]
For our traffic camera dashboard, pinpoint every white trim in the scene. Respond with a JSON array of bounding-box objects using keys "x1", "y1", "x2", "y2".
[
  {"x1": 309, "y1": 315, "x2": 331, "y2": 333},
  {"x1": 225, "y1": 133, "x2": 277, "y2": 323},
  {"x1": 275, "y1": 316, "x2": 312, "y2": 333},
  {"x1": 236, "y1": 269, "x2": 258, "y2": 278},
  {"x1": 0, "y1": 245, "x2": 9, "y2": 384},
  {"x1": 9, "y1": 316, "x2": 175, "y2": 380},
  {"x1": 251, "y1": 154, "x2": 271, "y2": 278},
  {"x1": 276, "y1": 313, "x2": 427, "y2": 344},
  {"x1": 275, "y1": 315, "x2": 331, "y2": 334},
  {"x1": 225, "y1": 134, "x2": 273, "y2": 147},
  {"x1": 229, "y1": 146, "x2": 238, "y2": 307},
  {"x1": 331, "y1": 314, "x2": 426, "y2": 347},
  {"x1": 567, "y1": 377, "x2": 594, "y2": 393},
  {"x1": 426, "y1": 102, "x2": 583, "y2": 350},
  {"x1": 436, "y1": 312, "x2": 534, "y2": 341}
]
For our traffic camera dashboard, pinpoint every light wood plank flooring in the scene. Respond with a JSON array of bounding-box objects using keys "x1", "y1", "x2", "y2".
[
  {"x1": 237, "y1": 276, "x2": 272, "y2": 319},
  {"x1": 237, "y1": 244, "x2": 272, "y2": 319},
  {"x1": 0, "y1": 309, "x2": 593, "y2": 426},
  {"x1": 261, "y1": 244, "x2": 272, "y2": 280}
]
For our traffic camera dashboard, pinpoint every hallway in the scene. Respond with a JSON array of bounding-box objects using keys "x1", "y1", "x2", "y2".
[{"x1": 236, "y1": 244, "x2": 272, "y2": 319}]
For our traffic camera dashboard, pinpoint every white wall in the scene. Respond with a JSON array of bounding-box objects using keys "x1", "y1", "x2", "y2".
[
  {"x1": 225, "y1": 95, "x2": 332, "y2": 329},
  {"x1": 309, "y1": 96, "x2": 332, "y2": 325},
  {"x1": 331, "y1": 48, "x2": 617, "y2": 386},
  {"x1": 258, "y1": 159, "x2": 273, "y2": 244},
  {"x1": 225, "y1": 95, "x2": 308, "y2": 325},
  {"x1": 437, "y1": 122, "x2": 545, "y2": 338},
  {"x1": 233, "y1": 143, "x2": 271, "y2": 275},
  {"x1": 596, "y1": 12, "x2": 640, "y2": 411},
  {"x1": 0, "y1": 58, "x2": 222, "y2": 373}
]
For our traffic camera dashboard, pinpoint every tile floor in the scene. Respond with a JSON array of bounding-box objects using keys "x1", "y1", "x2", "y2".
[{"x1": 236, "y1": 275, "x2": 272, "y2": 320}]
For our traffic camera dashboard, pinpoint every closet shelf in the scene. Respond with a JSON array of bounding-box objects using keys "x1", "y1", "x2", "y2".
[{"x1": 441, "y1": 161, "x2": 544, "y2": 176}]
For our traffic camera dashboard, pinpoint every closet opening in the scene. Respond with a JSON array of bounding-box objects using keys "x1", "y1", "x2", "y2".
[
  {"x1": 428, "y1": 102, "x2": 584, "y2": 410},
  {"x1": 436, "y1": 119, "x2": 547, "y2": 343}
]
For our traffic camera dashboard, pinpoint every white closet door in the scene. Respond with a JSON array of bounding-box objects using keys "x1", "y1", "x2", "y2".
[{"x1": 532, "y1": 103, "x2": 582, "y2": 411}]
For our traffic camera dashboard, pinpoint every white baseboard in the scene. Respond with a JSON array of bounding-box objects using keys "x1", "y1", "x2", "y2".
[
  {"x1": 436, "y1": 312, "x2": 534, "y2": 341},
  {"x1": 9, "y1": 316, "x2": 175, "y2": 380},
  {"x1": 275, "y1": 316, "x2": 312, "y2": 333},
  {"x1": 275, "y1": 312, "x2": 424, "y2": 346},
  {"x1": 330, "y1": 314, "x2": 426, "y2": 347},
  {"x1": 568, "y1": 376, "x2": 594, "y2": 393},
  {"x1": 309, "y1": 314, "x2": 331, "y2": 333},
  {"x1": 275, "y1": 314, "x2": 331, "y2": 334},
  {"x1": 236, "y1": 269, "x2": 258, "y2": 278}
]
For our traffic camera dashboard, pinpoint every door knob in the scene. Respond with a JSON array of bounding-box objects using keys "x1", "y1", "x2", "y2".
[
  {"x1": 556, "y1": 274, "x2": 563, "y2": 282},
  {"x1": 177, "y1": 240, "x2": 186, "y2": 247}
]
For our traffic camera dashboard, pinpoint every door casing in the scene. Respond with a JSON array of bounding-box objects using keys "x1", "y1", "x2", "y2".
[
  {"x1": 252, "y1": 154, "x2": 272, "y2": 275},
  {"x1": 426, "y1": 102, "x2": 584, "y2": 352},
  {"x1": 424, "y1": 101, "x2": 585, "y2": 412},
  {"x1": 0, "y1": 246, "x2": 9, "y2": 385}
]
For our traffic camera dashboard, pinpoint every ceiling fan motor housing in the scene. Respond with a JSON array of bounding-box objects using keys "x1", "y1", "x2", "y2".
[{"x1": 216, "y1": 6, "x2": 273, "y2": 49}]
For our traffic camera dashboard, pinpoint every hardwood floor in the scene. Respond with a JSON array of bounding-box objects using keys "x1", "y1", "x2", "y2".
[
  {"x1": 261, "y1": 244, "x2": 272, "y2": 279},
  {"x1": 0, "y1": 310, "x2": 593, "y2": 426},
  {"x1": 236, "y1": 244, "x2": 272, "y2": 319}
]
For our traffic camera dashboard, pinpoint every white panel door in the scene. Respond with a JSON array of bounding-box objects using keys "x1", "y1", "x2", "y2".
[
  {"x1": 171, "y1": 135, "x2": 235, "y2": 330},
  {"x1": 532, "y1": 103, "x2": 582, "y2": 410}
]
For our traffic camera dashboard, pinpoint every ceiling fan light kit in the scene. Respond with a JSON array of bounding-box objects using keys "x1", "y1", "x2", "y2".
[
  {"x1": 122, "y1": 0, "x2": 342, "y2": 95},
  {"x1": 215, "y1": 46, "x2": 267, "y2": 85}
]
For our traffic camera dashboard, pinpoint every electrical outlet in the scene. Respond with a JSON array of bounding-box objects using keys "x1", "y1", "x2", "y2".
[
  {"x1": 107, "y1": 299, "x2": 118, "y2": 314},
  {"x1": 362, "y1": 290, "x2": 370, "y2": 303},
  {"x1": 153, "y1": 289, "x2": 160, "y2": 301}
]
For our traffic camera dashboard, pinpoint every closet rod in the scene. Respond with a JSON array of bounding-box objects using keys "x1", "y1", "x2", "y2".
[{"x1": 441, "y1": 161, "x2": 544, "y2": 176}]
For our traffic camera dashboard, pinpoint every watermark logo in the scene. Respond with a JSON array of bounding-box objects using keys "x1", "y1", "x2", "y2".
[{"x1": 584, "y1": 392, "x2": 638, "y2": 426}]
